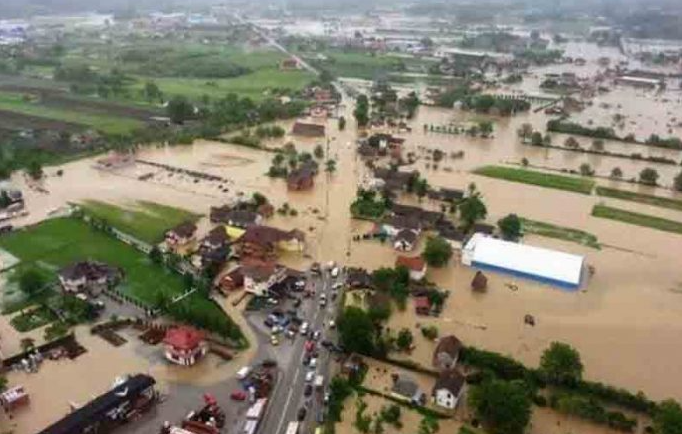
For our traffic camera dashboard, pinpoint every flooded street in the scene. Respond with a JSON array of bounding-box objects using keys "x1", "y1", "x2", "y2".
[{"x1": 2, "y1": 79, "x2": 682, "y2": 434}]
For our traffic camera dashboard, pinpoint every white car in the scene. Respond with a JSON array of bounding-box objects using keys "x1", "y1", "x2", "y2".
[
  {"x1": 330, "y1": 267, "x2": 339, "y2": 278},
  {"x1": 312, "y1": 330, "x2": 322, "y2": 341},
  {"x1": 332, "y1": 282, "x2": 343, "y2": 290},
  {"x1": 328, "y1": 320, "x2": 336, "y2": 329},
  {"x1": 309, "y1": 358, "x2": 318, "y2": 369},
  {"x1": 319, "y1": 294, "x2": 327, "y2": 307},
  {"x1": 300, "y1": 322, "x2": 310, "y2": 335},
  {"x1": 305, "y1": 371, "x2": 315, "y2": 383},
  {"x1": 236, "y1": 366, "x2": 251, "y2": 380}
]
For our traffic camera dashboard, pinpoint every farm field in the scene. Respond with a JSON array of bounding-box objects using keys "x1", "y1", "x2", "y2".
[
  {"x1": 591, "y1": 205, "x2": 682, "y2": 235},
  {"x1": 473, "y1": 165, "x2": 596, "y2": 195},
  {"x1": 0, "y1": 218, "x2": 240, "y2": 338},
  {"x1": 521, "y1": 217, "x2": 601, "y2": 249},
  {"x1": 595, "y1": 186, "x2": 682, "y2": 212},
  {"x1": 79, "y1": 200, "x2": 201, "y2": 244},
  {"x1": 306, "y1": 50, "x2": 406, "y2": 79}
]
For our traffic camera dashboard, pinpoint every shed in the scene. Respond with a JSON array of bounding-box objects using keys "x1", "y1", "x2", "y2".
[
  {"x1": 471, "y1": 271, "x2": 488, "y2": 292},
  {"x1": 414, "y1": 296, "x2": 431, "y2": 315}
]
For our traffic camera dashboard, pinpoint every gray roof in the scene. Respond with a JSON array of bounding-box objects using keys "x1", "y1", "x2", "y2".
[{"x1": 392, "y1": 376, "x2": 419, "y2": 397}]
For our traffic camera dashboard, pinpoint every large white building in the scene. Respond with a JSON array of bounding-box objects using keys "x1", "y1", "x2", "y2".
[{"x1": 462, "y1": 234, "x2": 585, "y2": 290}]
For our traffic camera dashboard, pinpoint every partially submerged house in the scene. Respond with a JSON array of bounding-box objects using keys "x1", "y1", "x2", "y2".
[
  {"x1": 210, "y1": 207, "x2": 262, "y2": 228},
  {"x1": 346, "y1": 267, "x2": 373, "y2": 289},
  {"x1": 393, "y1": 229, "x2": 418, "y2": 252},
  {"x1": 471, "y1": 271, "x2": 488, "y2": 292},
  {"x1": 38, "y1": 374, "x2": 157, "y2": 434},
  {"x1": 217, "y1": 266, "x2": 245, "y2": 294},
  {"x1": 287, "y1": 166, "x2": 315, "y2": 191},
  {"x1": 165, "y1": 222, "x2": 197, "y2": 248},
  {"x1": 432, "y1": 370, "x2": 466, "y2": 410},
  {"x1": 390, "y1": 375, "x2": 425, "y2": 405},
  {"x1": 433, "y1": 335, "x2": 463, "y2": 371},
  {"x1": 372, "y1": 168, "x2": 419, "y2": 193},
  {"x1": 437, "y1": 222, "x2": 466, "y2": 251},
  {"x1": 396, "y1": 255, "x2": 427, "y2": 281},
  {"x1": 163, "y1": 326, "x2": 207, "y2": 366},
  {"x1": 414, "y1": 296, "x2": 431, "y2": 316},
  {"x1": 193, "y1": 226, "x2": 230, "y2": 271},
  {"x1": 238, "y1": 225, "x2": 306, "y2": 260},
  {"x1": 427, "y1": 188, "x2": 465, "y2": 203},
  {"x1": 382, "y1": 215, "x2": 422, "y2": 237},
  {"x1": 391, "y1": 203, "x2": 444, "y2": 230},
  {"x1": 58, "y1": 261, "x2": 123, "y2": 295},
  {"x1": 241, "y1": 260, "x2": 287, "y2": 297},
  {"x1": 292, "y1": 121, "x2": 326, "y2": 138}
]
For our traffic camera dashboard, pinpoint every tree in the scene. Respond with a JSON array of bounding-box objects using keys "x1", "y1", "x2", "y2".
[
  {"x1": 591, "y1": 139, "x2": 605, "y2": 151},
  {"x1": 521, "y1": 157, "x2": 529, "y2": 167},
  {"x1": 252, "y1": 192, "x2": 267, "y2": 206},
  {"x1": 517, "y1": 123, "x2": 533, "y2": 141},
  {"x1": 27, "y1": 160, "x2": 43, "y2": 180},
  {"x1": 19, "y1": 268, "x2": 46, "y2": 297},
  {"x1": 540, "y1": 341, "x2": 584, "y2": 385},
  {"x1": 338, "y1": 116, "x2": 346, "y2": 130},
  {"x1": 338, "y1": 307, "x2": 377, "y2": 356},
  {"x1": 20, "y1": 337, "x2": 35, "y2": 352},
  {"x1": 530, "y1": 131, "x2": 544, "y2": 146},
  {"x1": 381, "y1": 404, "x2": 402, "y2": 428},
  {"x1": 314, "y1": 144, "x2": 324, "y2": 159},
  {"x1": 469, "y1": 379, "x2": 532, "y2": 434},
  {"x1": 143, "y1": 80, "x2": 163, "y2": 103},
  {"x1": 639, "y1": 167, "x2": 659, "y2": 186},
  {"x1": 478, "y1": 120, "x2": 494, "y2": 138},
  {"x1": 654, "y1": 399, "x2": 682, "y2": 434},
  {"x1": 415, "y1": 178, "x2": 429, "y2": 200},
  {"x1": 167, "y1": 96, "x2": 194, "y2": 124},
  {"x1": 149, "y1": 246, "x2": 163, "y2": 265},
  {"x1": 418, "y1": 415, "x2": 439, "y2": 434},
  {"x1": 579, "y1": 163, "x2": 594, "y2": 176},
  {"x1": 354, "y1": 94, "x2": 370, "y2": 127},
  {"x1": 459, "y1": 185, "x2": 487, "y2": 229},
  {"x1": 422, "y1": 236, "x2": 453, "y2": 267},
  {"x1": 396, "y1": 328, "x2": 413, "y2": 351},
  {"x1": 611, "y1": 167, "x2": 623, "y2": 179},
  {"x1": 325, "y1": 159, "x2": 337, "y2": 174},
  {"x1": 0, "y1": 191, "x2": 11, "y2": 209},
  {"x1": 674, "y1": 171, "x2": 682, "y2": 192},
  {"x1": 564, "y1": 136, "x2": 580, "y2": 149},
  {"x1": 421, "y1": 325, "x2": 439, "y2": 340},
  {"x1": 498, "y1": 214, "x2": 522, "y2": 241}
]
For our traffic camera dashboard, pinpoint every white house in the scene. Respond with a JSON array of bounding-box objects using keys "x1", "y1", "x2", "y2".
[
  {"x1": 242, "y1": 262, "x2": 286, "y2": 297},
  {"x1": 432, "y1": 370, "x2": 466, "y2": 410},
  {"x1": 393, "y1": 229, "x2": 418, "y2": 252}
]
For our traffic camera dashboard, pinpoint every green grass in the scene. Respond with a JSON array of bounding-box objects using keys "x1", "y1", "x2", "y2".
[
  {"x1": 473, "y1": 166, "x2": 595, "y2": 195},
  {"x1": 10, "y1": 305, "x2": 57, "y2": 332},
  {"x1": 0, "y1": 218, "x2": 240, "y2": 338},
  {"x1": 130, "y1": 68, "x2": 314, "y2": 101},
  {"x1": 79, "y1": 200, "x2": 200, "y2": 244},
  {"x1": 595, "y1": 187, "x2": 682, "y2": 212},
  {"x1": 309, "y1": 50, "x2": 403, "y2": 80},
  {"x1": 521, "y1": 217, "x2": 601, "y2": 249},
  {"x1": 0, "y1": 91, "x2": 143, "y2": 135},
  {"x1": 591, "y1": 205, "x2": 682, "y2": 235}
]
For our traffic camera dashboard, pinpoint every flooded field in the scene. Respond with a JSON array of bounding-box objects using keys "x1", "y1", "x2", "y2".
[{"x1": 2, "y1": 77, "x2": 682, "y2": 434}]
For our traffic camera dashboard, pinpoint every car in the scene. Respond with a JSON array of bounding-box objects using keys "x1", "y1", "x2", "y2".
[
  {"x1": 300, "y1": 322, "x2": 310, "y2": 335},
  {"x1": 266, "y1": 297, "x2": 279, "y2": 305},
  {"x1": 270, "y1": 335, "x2": 280, "y2": 346},
  {"x1": 262, "y1": 359, "x2": 277, "y2": 368},
  {"x1": 303, "y1": 355, "x2": 311, "y2": 366},
  {"x1": 328, "y1": 320, "x2": 336, "y2": 329},
  {"x1": 293, "y1": 298, "x2": 302, "y2": 308},
  {"x1": 295, "y1": 280, "x2": 306, "y2": 288},
  {"x1": 331, "y1": 267, "x2": 340, "y2": 278},
  {"x1": 271, "y1": 325, "x2": 282, "y2": 334},
  {"x1": 286, "y1": 329, "x2": 295, "y2": 339},
  {"x1": 236, "y1": 366, "x2": 251, "y2": 380},
  {"x1": 310, "y1": 262, "x2": 321, "y2": 274},
  {"x1": 324, "y1": 392, "x2": 331, "y2": 404},
  {"x1": 312, "y1": 330, "x2": 322, "y2": 341},
  {"x1": 264, "y1": 318, "x2": 274, "y2": 328},
  {"x1": 309, "y1": 358, "x2": 318, "y2": 368},
  {"x1": 297, "y1": 407, "x2": 307, "y2": 421},
  {"x1": 332, "y1": 282, "x2": 343, "y2": 290},
  {"x1": 331, "y1": 292, "x2": 337, "y2": 301},
  {"x1": 304, "y1": 384, "x2": 313, "y2": 397},
  {"x1": 319, "y1": 294, "x2": 327, "y2": 307},
  {"x1": 305, "y1": 371, "x2": 315, "y2": 383},
  {"x1": 321, "y1": 339, "x2": 334, "y2": 349},
  {"x1": 230, "y1": 390, "x2": 247, "y2": 401},
  {"x1": 326, "y1": 261, "x2": 336, "y2": 270}
]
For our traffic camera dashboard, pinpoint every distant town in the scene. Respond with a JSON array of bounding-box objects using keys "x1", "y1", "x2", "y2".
[{"x1": 0, "y1": 2, "x2": 682, "y2": 434}]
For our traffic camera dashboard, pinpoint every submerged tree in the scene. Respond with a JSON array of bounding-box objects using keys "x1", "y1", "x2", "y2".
[{"x1": 540, "y1": 341, "x2": 584, "y2": 385}]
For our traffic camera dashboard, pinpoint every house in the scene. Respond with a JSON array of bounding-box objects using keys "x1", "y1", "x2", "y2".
[
  {"x1": 165, "y1": 222, "x2": 197, "y2": 247},
  {"x1": 391, "y1": 203, "x2": 443, "y2": 229},
  {"x1": 217, "y1": 266, "x2": 245, "y2": 294},
  {"x1": 58, "y1": 261, "x2": 123, "y2": 295},
  {"x1": 432, "y1": 370, "x2": 466, "y2": 409},
  {"x1": 94, "y1": 152, "x2": 135, "y2": 171},
  {"x1": 163, "y1": 326, "x2": 207, "y2": 366},
  {"x1": 280, "y1": 57, "x2": 300, "y2": 70},
  {"x1": 358, "y1": 143, "x2": 379, "y2": 158},
  {"x1": 201, "y1": 226, "x2": 229, "y2": 251},
  {"x1": 414, "y1": 296, "x2": 431, "y2": 315},
  {"x1": 210, "y1": 207, "x2": 263, "y2": 228},
  {"x1": 396, "y1": 256, "x2": 427, "y2": 281},
  {"x1": 433, "y1": 335, "x2": 463, "y2": 370},
  {"x1": 383, "y1": 215, "x2": 422, "y2": 237},
  {"x1": 292, "y1": 121, "x2": 326, "y2": 138},
  {"x1": 437, "y1": 223, "x2": 466, "y2": 250},
  {"x1": 390, "y1": 375, "x2": 425, "y2": 405},
  {"x1": 241, "y1": 260, "x2": 287, "y2": 296},
  {"x1": 471, "y1": 223, "x2": 495, "y2": 236},
  {"x1": 287, "y1": 167, "x2": 315, "y2": 191},
  {"x1": 428, "y1": 188, "x2": 465, "y2": 203},
  {"x1": 346, "y1": 267, "x2": 373, "y2": 289},
  {"x1": 342, "y1": 354, "x2": 364, "y2": 377},
  {"x1": 238, "y1": 225, "x2": 306, "y2": 260},
  {"x1": 310, "y1": 105, "x2": 328, "y2": 119},
  {"x1": 394, "y1": 229, "x2": 418, "y2": 252},
  {"x1": 38, "y1": 374, "x2": 157, "y2": 434},
  {"x1": 471, "y1": 271, "x2": 488, "y2": 292},
  {"x1": 373, "y1": 168, "x2": 418, "y2": 192}
]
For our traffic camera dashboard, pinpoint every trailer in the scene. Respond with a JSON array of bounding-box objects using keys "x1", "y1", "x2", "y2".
[
  {"x1": 314, "y1": 375, "x2": 324, "y2": 389},
  {"x1": 285, "y1": 421, "x2": 300, "y2": 434}
]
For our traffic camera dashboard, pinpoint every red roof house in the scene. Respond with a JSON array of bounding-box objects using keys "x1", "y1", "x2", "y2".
[
  {"x1": 414, "y1": 296, "x2": 431, "y2": 316},
  {"x1": 395, "y1": 256, "x2": 427, "y2": 281},
  {"x1": 163, "y1": 326, "x2": 207, "y2": 366}
]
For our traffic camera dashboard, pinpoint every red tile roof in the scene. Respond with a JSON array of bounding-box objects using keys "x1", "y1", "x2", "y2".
[
  {"x1": 395, "y1": 256, "x2": 426, "y2": 271},
  {"x1": 163, "y1": 326, "x2": 204, "y2": 350},
  {"x1": 414, "y1": 296, "x2": 431, "y2": 309}
]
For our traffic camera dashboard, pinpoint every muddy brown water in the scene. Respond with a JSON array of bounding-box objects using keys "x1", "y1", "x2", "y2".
[{"x1": 2, "y1": 80, "x2": 682, "y2": 434}]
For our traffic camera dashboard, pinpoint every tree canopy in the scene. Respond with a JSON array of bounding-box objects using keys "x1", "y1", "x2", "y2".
[
  {"x1": 469, "y1": 379, "x2": 532, "y2": 434},
  {"x1": 459, "y1": 184, "x2": 487, "y2": 229},
  {"x1": 19, "y1": 268, "x2": 47, "y2": 297},
  {"x1": 338, "y1": 307, "x2": 378, "y2": 356},
  {"x1": 422, "y1": 236, "x2": 453, "y2": 267},
  {"x1": 498, "y1": 214, "x2": 522, "y2": 240},
  {"x1": 655, "y1": 399, "x2": 682, "y2": 434},
  {"x1": 167, "y1": 96, "x2": 195, "y2": 124},
  {"x1": 540, "y1": 341, "x2": 584, "y2": 385}
]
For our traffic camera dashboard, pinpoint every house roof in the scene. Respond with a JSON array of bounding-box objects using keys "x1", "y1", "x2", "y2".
[
  {"x1": 163, "y1": 326, "x2": 204, "y2": 350},
  {"x1": 385, "y1": 215, "x2": 421, "y2": 232},
  {"x1": 392, "y1": 376, "x2": 419, "y2": 397},
  {"x1": 241, "y1": 260, "x2": 280, "y2": 282},
  {"x1": 472, "y1": 222, "x2": 495, "y2": 235},
  {"x1": 346, "y1": 267, "x2": 373, "y2": 289},
  {"x1": 168, "y1": 221, "x2": 197, "y2": 238},
  {"x1": 292, "y1": 121, "x2": 326, "y2": 137},
  {"x1": 438, "y1": 225, "x2": 466, "y2": 242},
  {"x1": 434, "y1": 335, "x2": 463, "y2": 360},
  {"x1": 287, "y1": 166, "x2": 316, "y2": 185},
  {"x1": 433, "y1": 370, "x2": 465, "y2": 397},
  {"x1": 391, "y1": 203, "x2": 443, "y2": 228},
  {"x1": 203, "y1": 226, "x2": 229, "y2": 245},
  {"x1": 396, "y1": 256, "x2": 426, "y2": 272},
  {"x1": 414, "y1": 296, "x2": 431, "y2": 310},
  {"x1": 38, "y1": 374, "x2": 156, "y2": 434},
  {"x1": 239, "y1": 225, "x2": 305, "y2": 247},
  {"x1": 395, "y1": 229, "x2": 418, "y2": 244},
  {"x1": 471, "y1": 270, "x2": 488, "y2": 291},
  {"x1": 225, "y1": 210, "x2": 260, "y2": 226},
  {"x1": 59, "y1": 261, "x2": 119, "y2": 282}
]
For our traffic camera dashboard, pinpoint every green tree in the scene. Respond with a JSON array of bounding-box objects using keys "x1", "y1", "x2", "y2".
[
  {"x1": 396, "y1": 328, "x2": 413, "y2": 351},
  {"x1": 564, "y1": 136, "x2": 580, "y2": 149},
  {"x1": 521, "y1": 157, "x2": 529, "y2": 167},
  {"x1": 381, "y1": 404, "x2": 402, "y2": 428},
  {"x1": 338, "y1": 116, "x2": 346, "y2": 130},
  {"x1": 498, "y1": 214, "x2": 522, "y2": 241},
  {"x1": 639, "y1": 167, "x2": 659, "y2": 186},
  {"x1": 517, "y1": 123, "x2": 533, "y2": 141},
  {"x1": 611, "y1": 167, "x2": 623, "y2": 179},
  {"x1": 579, "y1": 163, "x2": 594, "y2": 177},
  {"x1": 143, "y1": 80, "x2": 163, "y2": 103},
  {"x1": 422, "y1": 236, "x2": 453, "y2": 267},
  {"x1": 326, "y1": 159, "x2": 337, "y2": 174},
  {"x1": 252, "y1": 192, "x2": 268, "y2": 206},
  {"x1": 19, "y1": 268, "x2": 47, "y2": 297},
  {"x1": 459, "y1": 184, "x2": 487, "y2": 229},
  {"x1": 415, "y1": 178, "x2": 429, "y2": 199},
  {"x1": 540, "y1": 341, "x2": 584, "y2": 385},
  {"x1": 478, "y1": 120, "x2": 494, "y2": 138},
  {"x1": 418, "y1": 415, "x2": 439, "y2": 434},
  {"x1": 530, "y1": 131, "x2": 544, "y2": 146},
  {"x1": 314, "y1": 144, "x2": 324, "y2": 159},
  {"x1": 469, "y1": 379, "x2": 532, "y2": 434},
  {"x1": 674, "y1": 171, "x2": 682, "y2": 192},
  {"x1": 167, "y1": 96, "x2": 194, "y2": 124},
  {"x1": 354, "y1": 94, "x2": 370, "y2": 127},
  {"x1": 27, "y1": 160, "x2": 43, "y2": 180},
  {"x1": 421, "y1": 325, "x2": 439, "y2": 340},
  {"x1": 0, "y1": 191, "x2": 11, "y2": 208},
  {"x1": 654, "y1": 399, "x2": 682, "y2": 434},
  {"x1": 20, "y1": 337, "x2": 35, "y2": 352},
  {"x1": 149, "y1": 246, "x2": 163, "y2": 265},
  {"x1": 591, "y1": 139, "x2": 605, "y2": 151},
  {"x1": 338, "y1": 307, "x2": 377, "y2": 356}
]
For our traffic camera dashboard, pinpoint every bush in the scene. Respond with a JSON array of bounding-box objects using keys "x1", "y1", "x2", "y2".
[{"x1": 421, "y1": 325, "x2": 439, "y2": 340}]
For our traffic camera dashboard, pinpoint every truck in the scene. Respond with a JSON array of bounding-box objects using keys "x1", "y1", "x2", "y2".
[
  {"x1": 285, "y1": 421, "x2": 300, "y2": 434},
  {"x1": 314, "y1": 375, "x2": 324, "y2": 389}
]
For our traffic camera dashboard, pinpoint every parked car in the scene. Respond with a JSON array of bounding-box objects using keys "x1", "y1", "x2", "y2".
[
  {"x1": 319, "y1": 294, "x2": 327, "y2": 307},
  {"x1": 305, "y1": 340, "x2": 316, "y2": 353},
  {"x1": 312, "y1": 330, "x2": 322, "y2": 341},
  {"x1": 332, "y1": 282, "x2": 343, "y2": 290},
  {"x1": 236, "y1": 366, "x2": 251, "y2": 380},
  {"x1": 310, "y1": 262, "x2": 321, "y2": 274},
  {"x1": 300, "y1": 322, "x2": 310, "y2": 335},
  {"x1": 328, "y1": 320, "x2": 336, "y2": 329},
  {"x1": 293, "y1": 298, "x2": 302, "y2": 308},
  {"x1": 304, "y1": 384, "x2": 313, "y2": 397},
  {"x1": 264, "y1": 318, "x2": 274, "y2": 328},
  {"x1": 230, "y1": 390, "x2": 247, "y2": 401},
  {"x1": 297, "y1": 407, "x2": 307, "y2": 421},
  {"x1": 305, "y1": 371, "x2": 315, "y2": 383},
  {"x1": 262, "y1": 359, "x2": 277, "y2": 368},
  {"x1": 331, "y1": 267, "x2": 340, "y2": 278},
  {"x1": 303, "y1": 355, "x2": 311, "y2": 366},
  {"x1": 309, "y1": 358, "x2": 318, "y2": 369},
  {"x1": 324, "y1": 392, "x2": 331, "y2": 404},
  {"x1": 321, "y1": 340, "x2": 334, "y2": 349},
  {"x1": 270, "y1": 335, "x2": 280, "y2": 346}
]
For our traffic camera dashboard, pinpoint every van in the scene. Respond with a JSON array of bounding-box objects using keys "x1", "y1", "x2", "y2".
[{"x1": 237, "y1": 366, "x2": 252, "y2": 380}]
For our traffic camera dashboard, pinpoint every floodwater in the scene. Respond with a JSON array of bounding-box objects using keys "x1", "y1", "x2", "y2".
[{"x1": 2, "y1": 63, "x2": 682, "y2": 433}]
